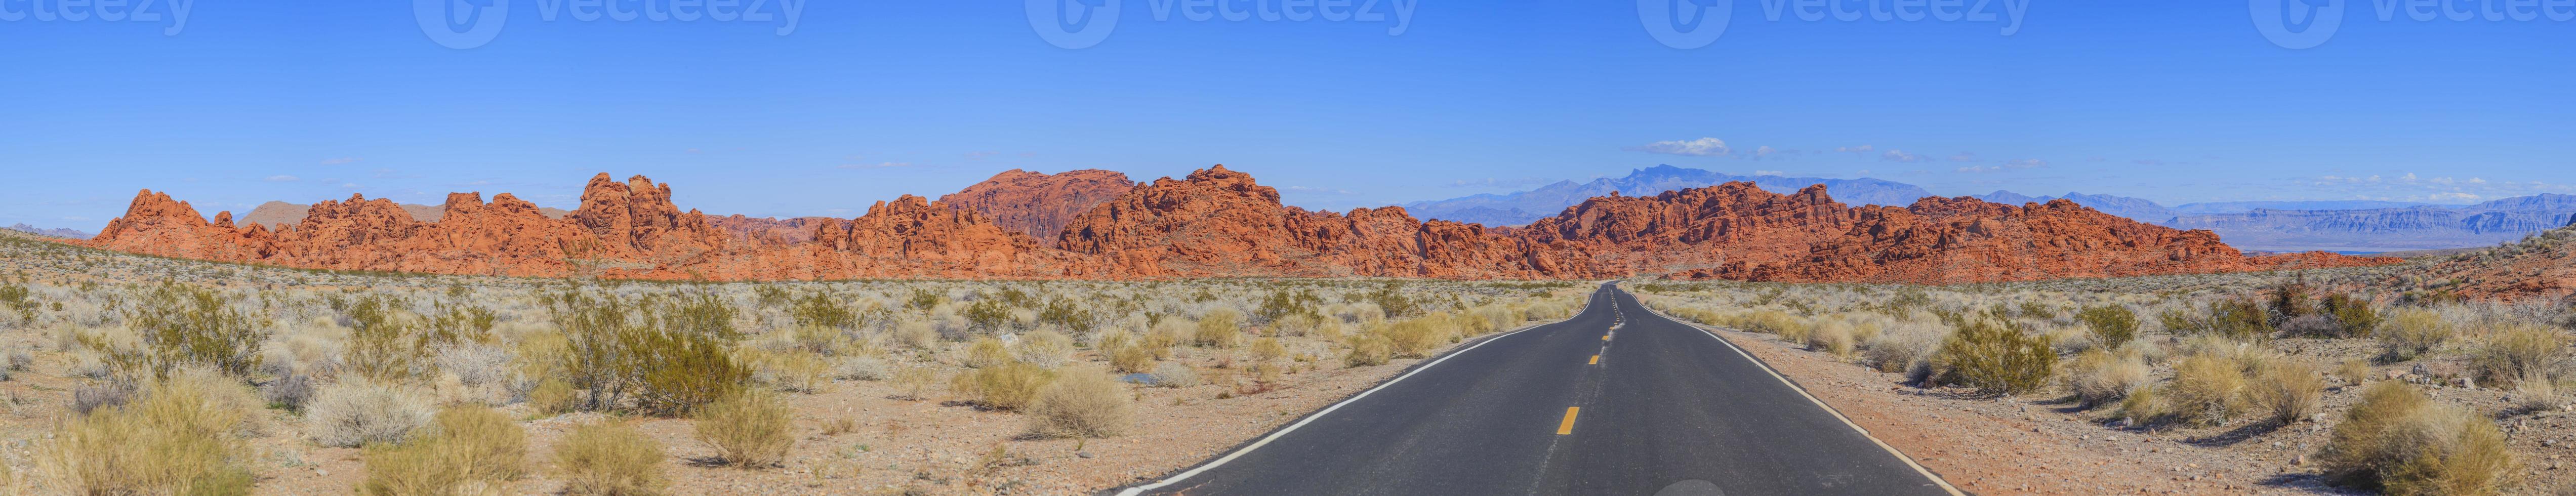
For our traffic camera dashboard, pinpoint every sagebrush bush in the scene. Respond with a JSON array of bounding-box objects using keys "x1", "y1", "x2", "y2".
[
  {"x1": 44, "y1": 371, "x2": 256, "y2": 495},
  {"x1": 834, "y1": 356, "x2": 889, "y2": 381},
  {"x1": 1807, "y1": 318, "x2": 1855, "y2": 357},
  {"x1": 527, "y1": 378, "x2": 578, "y2": 416},
  {"x1": 1150, "y1": 361, "x2": 1202, "y2": 388},
  {"x1": 2116, "y1": 383, "x2": 2170, "y2": 427},
  {"x1": 2318, "y1": 381, "x2": 2515, "y2": 495},
  {"x1": 555, "y1": 421, "x2": 667, "y2": 496},
  {"x1": 307, "y1": 379, "x2": 436, "y2": 447},
  {"x1": 1380, "y1": 315, "x2": 1457, "y2": 357},
  {"x1": 358, "y1": 406, "x2": 526, "y2": 495},
  {"x1": 2322, "y1": 293, "x2": 2382, "y2": 337},
  {"x1": 951, "y1": 361, "x2": 1055, "y2": 410},
  {"x1": 1014, "y1": 330, "x2": 1074, "y2": 368},
  {"x1": 1936, "y1": 319, "x2": 2055, "y2": 394},
  {"x1": 1249, "y1": 337, "x2": 1288, "y2": 363},
  {"x1": 1026, "y1": 368, "x2": 1136, "y2": 439},
  {"x1": 695, "y1": 389, "x2": 795, "y2": 469}
]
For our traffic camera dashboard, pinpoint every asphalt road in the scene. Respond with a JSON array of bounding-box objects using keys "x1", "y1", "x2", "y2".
[{"x1": 1119, "y1": 282, "x2": 1957, "y2": 496}]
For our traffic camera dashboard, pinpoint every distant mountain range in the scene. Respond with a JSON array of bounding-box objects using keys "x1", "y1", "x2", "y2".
[
  {"x1": 4, "y1": 223, "x2": 91, "y2": 239},
  {"x1": 1400, "y1": 165, "x2": 1934, "y2": 226},
  {"x1": 1401, "y1": 165, "x2": 2576, "y2": 253}
]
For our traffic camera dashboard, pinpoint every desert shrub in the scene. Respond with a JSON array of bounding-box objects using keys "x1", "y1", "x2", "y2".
[
  {"x1": 527, "y1": 378, "x2": 578, "y2": 416},
  {"x1": 2379, "y1": 308, "x2": 2454, "y2": 361},
  {"x1": 2116, "y1": 383, "x2": 2171, "y2": 427},
  {"x1": 2337, "y1": 358, "x2": 2374, "y2": 385},
  {"x1": 834, "y1": 356, "x2": 889, "y2": 381},
  {"x1": 1936, "y1": 319, "x2": 2056, "y2": 395},
  {"x1": 633, "y1": 329, "x2": 749, "y2": 416},
  {"x1": 72, "y1": 382, "x2": 132, "y2": 415},
  {"x1": 2474, "y1": 324, "x2": 2565, "y2": 387},
  {"x1": 1745, "y1": 310, "x2": 1809, "y2": 340},
  {"x1": 890, "y1": 366, "x2": 938, "y2": 400},
  {"x1": 1026, "y1": 368, "x2": 1136, "y2": 439},
  {"x1": 43, "y1": 373, "x2": 255, "y2": 495},
  {"x1": 555, "y1": 421, "x2": 667, "y2": 496},
  {"x1": 2246, "y1": 359, "x2": 2324, "y2": 425},
  {"x1": 1344, "y1": 335, "x2": 1394, "y2": 367},
  {"x1": 964, "y1": 337, "x2": 1011, "y2": 369},
  {"x1": 1149, "y1": 361, "x2": 1202, "y2": 388},
  {"x1": 743, "y1": 348, "x2": 829, "y2": 394},
  {"x1": 1194, "y1": 310, "x2": 1245, "y2": 349},
  {"x1": 2076, "y1": 305, "x2": 2138, "y2": 348},
  {"x1": 2323, "y1": 293, "x2": 2383, "y2": 337},
  {"x1": 1381, "y1": 315, "x2": 1458, "y2": 357},
  {"x1": 2269, "y1": 280, "x2": 2320, "y2": 321},
  {"x1": 2165, "y1": 354, "x2": 2246, "y2": 426},
  {"x1": 694, "y1": 389, "x2": 795, "y2": 469},
  {"x1": 2064, "y1": 348, "x2": 2149, "y2": 407},
  {"x1": 341, "y1": 296, "x2": 420, "y2": 382},
  {"x1": 420, "y1": 302, "x2": 500, "y2": 350},
  {"x1": 1861, "y1": 319, "x2": 1948, "y2": 377},
  {"x1": 1108, "y1": 339, "x2": 1156, "y2": 374},
  {"x1": 1249, "y1": 337, "x2": 1287, "y2": 363},
  {"x1": 357, "y1": 406, "x2": 527, "y2": 495},
  {"x1": 951, "y1": 361, "x2": 1055, "y2": 410},
  {"x1": 307, "y1": 379, "x2": 436, "y2": 447},
  {"x1": 263, "y1": 373, "x2": 316, "y2": 412},
  {"x1": 1014, "y1": 330, "x2": 1074, "y2": 368},
  {"x1": 789, "y1": 293, "x2": 860, "y2": 330},
  {"x1": 892, "y1": 321, "x2": 939, "y2": 351},
  {"x1": 546, "y1": 291, "x2": 749, "y2": 415},
  {"x1": 2317, "y1": 381, "x2": 2515, "y2": 495},
  {"x1": 1807, "y1": 318, "x2": 1855, "y2": 357},
  {"x1": 2278, "y1": 315, "x2": 2343, "y2": 338},
  {"x1": 2210, "y1": 298, "x2": 2273, "y2": 341},
  {"x1": 111, "y1": 282, "x2": 270, "y2": 379}
]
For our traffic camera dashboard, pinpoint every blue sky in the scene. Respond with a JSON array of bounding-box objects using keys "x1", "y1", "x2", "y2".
[{"x1": 3, "y1": 1, "x2": 2570, "y2": 229}]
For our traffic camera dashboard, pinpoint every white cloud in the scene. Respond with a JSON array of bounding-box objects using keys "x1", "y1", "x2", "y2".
[
  {"x1": 1753, "y1": 170, "x2": 1785, "y2": 176},
  {"x1": 1955, "y1": 165, "x2": 2000, "y2": 173},
  {"x1": 1880, "y1": 149, "x2": 1929, "y2": 162},
  {"x1": 1833, "y1": 145, "x2": 1875, "y2": 154},
  {"x1": 1947, "y1": 152, "x2": 1978, "y2": 162},
  {"x1": 1625, "y1": 137, "x2": 1733, "y2": 157},
  {"x1": 265, "y1": 175, "x2": 299, "y2": 182}
]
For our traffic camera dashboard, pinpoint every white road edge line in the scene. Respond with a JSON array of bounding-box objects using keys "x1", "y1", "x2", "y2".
[
  {"x1": 1628, "y1": 290, "x2": 1968, "y2": 496},
  {"x1": 1112, "y1": 283, "x2": 1609, "y2": 495}
]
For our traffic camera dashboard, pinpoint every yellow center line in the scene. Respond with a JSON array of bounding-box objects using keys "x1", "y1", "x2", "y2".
[
  {"x1": 1588, "y1": 355, "x2": 1600, "y2": 364},
  {"x1": 1557, "y1": 407, "x2": 1581, "y2": 435}
]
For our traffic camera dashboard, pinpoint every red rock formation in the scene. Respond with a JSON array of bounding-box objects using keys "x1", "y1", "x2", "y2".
[
  {"x1": 81, "y1": 167, "x2": 2399, "y2": 283},
  {"x1": 938, "y1": 169, "x2": 1136, "y2": 247}
]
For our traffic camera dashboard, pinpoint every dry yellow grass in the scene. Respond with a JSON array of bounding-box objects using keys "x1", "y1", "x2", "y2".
[
  {"x1": 555, "y1": 421, "x2": 667, "y2": 495},
  {"x1": 694, "y1": 389, "x2": 796, "y2": 469},
  {"x1": 1026, "y1": 367, "x2": 1136, "y2": 439}
]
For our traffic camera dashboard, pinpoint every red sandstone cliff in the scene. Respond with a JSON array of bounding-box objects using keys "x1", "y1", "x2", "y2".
[
  {"x1": 83, "y1": 166, "x2": 2398, "y2": 282},
  {"x1": 938, "y1": 169, "x2": 1136, "y2": 247}
]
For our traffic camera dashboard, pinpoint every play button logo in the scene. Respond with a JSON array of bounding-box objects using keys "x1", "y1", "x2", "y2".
[
  {"x1": 2250, "y1": 0, "x2": 2344, "y2": 49},
  {"x1": 1639, "y1": 0, "x2": 1733, "y2": 49},
  {"x1": 1028, "y1": 0, "x2": 1121, "y2": 49}
]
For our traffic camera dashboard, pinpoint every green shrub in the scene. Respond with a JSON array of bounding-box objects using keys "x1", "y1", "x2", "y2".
[
  {"x1": 2317, "y1": 381, "x2": 2515, "y2": 495},
  {"x1": 2075, "y1": 305, "x2": 2138, "y2": 348},
  {"x1": 554, "y1": 421, "x2": 666, "y2": 495},
  {"x1": 2322, "y1": 293, "x2": 2382, "y2": 338},
  {"x1": 694, "y1": 389, "x2": 794, "y2": 469},
  {"x1": 1937, "y1": 319, "x2": 2056, "y2": 395},
  {"x1": 111, "y1": 282, "x2": 270, "y2": 379}
]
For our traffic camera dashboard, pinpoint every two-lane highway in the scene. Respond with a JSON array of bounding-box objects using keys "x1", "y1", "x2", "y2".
[{"x1": 1120, "y1": 282, "x2": 1955, "y2": 495}]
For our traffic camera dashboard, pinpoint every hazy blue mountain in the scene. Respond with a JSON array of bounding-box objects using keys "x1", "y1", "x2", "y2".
[
  {"x1": 2165, "y1": 194, "x2": 2576, "y2": 252},
  {"x1": 2170, "y1": 200, "x2": 2458, "y2": 215},
  {"x1": 5, "y1": 223, "x2": 91, "y2": 239},
  {"x1": 1970, "y1": 191, "x2": 2182, "y2": 224},
  {"x1": 1402, "y1": 165, "x2": 1933, "y2": 226}
]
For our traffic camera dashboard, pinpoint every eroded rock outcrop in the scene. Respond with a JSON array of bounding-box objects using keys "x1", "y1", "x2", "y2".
[
  {"x1": 84, "y1": 166, "x2": 2400, "y2": 283},
  {"x1": 939, "y1": 169, "x2": 1136, "y2": 247}
]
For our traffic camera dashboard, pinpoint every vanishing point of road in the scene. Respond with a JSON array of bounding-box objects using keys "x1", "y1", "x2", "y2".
[{"x1": 1117, "y1": 282, "x2": 1959, "y2": 495}]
